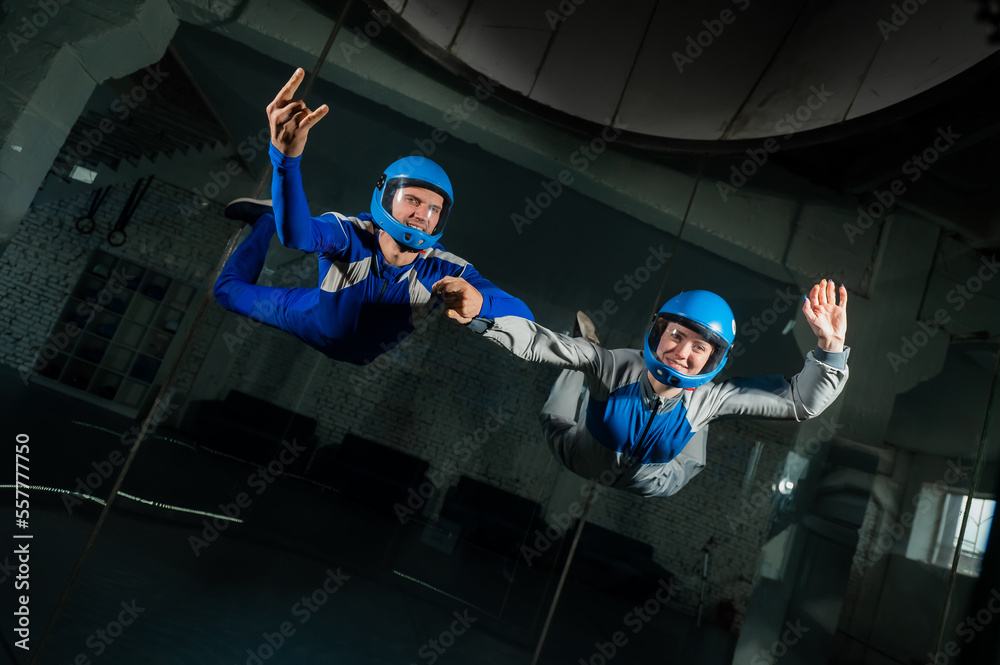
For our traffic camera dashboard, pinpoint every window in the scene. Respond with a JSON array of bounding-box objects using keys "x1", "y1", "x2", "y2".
[
  {"x1": 937, "y1": 494, "x2": 994, "y2": 577},
  {"x1": 34, "y1": 250, "x2": 194, "y2": 413},
  {"x1": 906, "y1": 483, "x2": 995, "y2": 577}
]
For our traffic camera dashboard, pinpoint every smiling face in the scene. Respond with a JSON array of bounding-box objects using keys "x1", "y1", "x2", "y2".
[
  {"x1": 654, "y1": 322, "x2": 714, "y2": 376},
  {"x1": 391, "y1": 186, "x2": 444, "y2": 234}
]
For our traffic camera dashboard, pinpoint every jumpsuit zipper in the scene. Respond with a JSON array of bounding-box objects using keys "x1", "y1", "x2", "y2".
[
  {"x1": 375, "y1": 279, "x2": 389, "y2": 304},
  {"x1": 627, "y1": 396, "x2": 661, "y2": 468},
  {"x1": 372, "y1": 241, "x2": 390, "y2": 304}
]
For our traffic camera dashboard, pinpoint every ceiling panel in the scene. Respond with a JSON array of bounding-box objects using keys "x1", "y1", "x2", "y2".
[
  {"x1": 450, "y1": 0, "x2": 555, "y2": 95},
  {"x1": 848, "y1": 0, "x2": 998, "y2": 120},
  {"x1": 529, "y1": 0, "x2": 657, "y2": 125},
  {"x1": 616, "y1": 0, "x2": 802, "y2": 140},
  {"x1": 400, "y1": 0, "x2": 471, "y2": 49},
  {"x1": 381, "y1": 0, "x2": 997, "y2": 144},
  {"x1": 725, "y1": 0, "x2": 887, "y2": 140}
]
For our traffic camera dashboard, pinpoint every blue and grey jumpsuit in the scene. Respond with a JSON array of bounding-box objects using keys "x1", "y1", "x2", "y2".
[
  {"x1": 475, "y1": 316, "x2": 849, "y2": 497},
  {"x1": 214, "y1": 145, "x2": 533, "y2": 365}
]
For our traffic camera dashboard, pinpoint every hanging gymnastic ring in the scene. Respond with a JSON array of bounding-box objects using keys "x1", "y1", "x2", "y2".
[
  {"x1": 75, "y1": 216, "x2": 96, "y2": 234},
  {"x1": 107, "y1": 228, "x2": 127, "y2": 247}
]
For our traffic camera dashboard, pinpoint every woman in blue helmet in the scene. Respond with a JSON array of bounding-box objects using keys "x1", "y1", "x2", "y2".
[
  {"x1": 466, "y1": 283, "x2": 849, "y2": 497},
  {"x1": 213, "y1": 69, "x2": 532, "y2": 365}
]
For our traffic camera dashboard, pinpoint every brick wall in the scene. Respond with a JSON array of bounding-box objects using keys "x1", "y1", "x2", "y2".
[
  {"x1": 0, "y1": 179, "x2": 233, "y2": 397},
  {"x1": 2, "y1": 183, "x2": 800, "y2": 634},
  {"x1": 219, "y1": 284, "x2": 796, "y2": 631},
  {"x1": 584, "y1": 418, "x2": 795, "y2": 629}
]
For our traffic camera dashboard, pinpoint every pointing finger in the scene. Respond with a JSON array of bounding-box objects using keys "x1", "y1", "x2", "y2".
[{"x1": 274, "y1": 68, "x2": 304, "y2": 105}]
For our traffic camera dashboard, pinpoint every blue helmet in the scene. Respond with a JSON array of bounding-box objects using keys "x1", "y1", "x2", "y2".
[
  {"x1": 370, "y1": 156, "x2": 454, "y2": 250},
  {"x1": 643, "y1": 290, "x2": 736, "y2": 389}
]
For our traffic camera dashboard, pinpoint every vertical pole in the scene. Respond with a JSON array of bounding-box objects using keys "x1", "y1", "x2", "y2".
[
  {"x1": 531, "y1": 481, "x2": 597, "y2": 665},
  {"x1": 934, "y1": 343, "x2": 1000, "y2": 655}
]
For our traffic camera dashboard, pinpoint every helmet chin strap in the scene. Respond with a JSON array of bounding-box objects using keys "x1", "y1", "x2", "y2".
[{"x1": 378, "y1": 229, "x2": 423, "y2": 255}]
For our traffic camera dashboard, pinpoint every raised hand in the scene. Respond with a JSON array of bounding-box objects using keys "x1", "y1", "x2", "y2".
[
  {"x1": 266, "y1": 68, "x2": 328, "y2": 158},
  {"x1": 802, "y1": 278, "x2": 847, "y2": 352},
  {"x1": 431, "y1": 276, "x2": 484, "y2": 324}
]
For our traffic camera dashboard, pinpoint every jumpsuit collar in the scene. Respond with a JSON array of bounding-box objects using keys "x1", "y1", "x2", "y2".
[
  {"x1": 639, "y1": 371, "x2": 682, "y2": 414},
  {"x1": 371, "y1": 232, "x2": 419, "y2": 282}
]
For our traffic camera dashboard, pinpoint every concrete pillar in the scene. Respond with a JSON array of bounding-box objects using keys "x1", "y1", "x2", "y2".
[{"x1": 0, "y1": 0, "x2": 178, "y2": 254}]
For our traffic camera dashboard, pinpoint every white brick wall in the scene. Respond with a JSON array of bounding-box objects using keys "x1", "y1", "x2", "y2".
[{"x1": 0, "y1": 179, "x2": 233, "y2": 396}]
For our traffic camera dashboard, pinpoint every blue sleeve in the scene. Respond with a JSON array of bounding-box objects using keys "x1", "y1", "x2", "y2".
[
  {"x1": 461, "y1": 263, "x2": 534, "y2": 321},
  {"x1": 269, "y1": 143, "x2": 349, "y2": 254}
]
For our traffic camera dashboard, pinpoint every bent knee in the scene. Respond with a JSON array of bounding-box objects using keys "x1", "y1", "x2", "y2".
[{"x1": 213, "y1": 275, "x2": 240, "y2": 310}]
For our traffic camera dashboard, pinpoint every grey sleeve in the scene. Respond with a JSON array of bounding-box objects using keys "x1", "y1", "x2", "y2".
[
  {"x1": 688, "y1": 346, "x2": 850, "y2": 429},
  {"x1": 476, "y1": 315, "x2": 611, "y2": 379}
]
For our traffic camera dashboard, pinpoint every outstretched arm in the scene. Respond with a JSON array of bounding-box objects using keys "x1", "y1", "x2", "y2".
[
  {"x1": 691, "y1": 279, "x2": 850, "y2": 427},
  {"x1": 478, "y1": 315, "x2": 607, "y2": 377},
  {"x1": 266, "y1": 69, "x2": 346, "y2": 254}
]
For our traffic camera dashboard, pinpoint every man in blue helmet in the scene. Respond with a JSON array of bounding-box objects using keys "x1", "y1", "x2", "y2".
[
  {"x1": 463, "y1": 282, "x2": 849, "y2": 497},
  {"x1": 213, "y1": 69, "x2": 532, "y2": 364}
]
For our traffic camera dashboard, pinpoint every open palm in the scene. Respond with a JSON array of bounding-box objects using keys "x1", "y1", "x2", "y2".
[{"x1": 802, "y1": 279, "x2": 847, "y2": 352}]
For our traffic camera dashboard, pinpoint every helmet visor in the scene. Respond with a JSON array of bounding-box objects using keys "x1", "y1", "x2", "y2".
[
  {"x1": 379, "y1": 177, "x2": 452, "y2": 238},
  {"x1": 647, "y1": 314, "x2": 730, "y2": 377}
]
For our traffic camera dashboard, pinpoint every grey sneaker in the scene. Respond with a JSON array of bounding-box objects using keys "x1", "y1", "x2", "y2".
[
  {"x1": 224, "y1": 198, "x2": 273, "y2": 224},
  {"x1": 573, "y1": 311, "x2": 600, "y2": 344}
]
